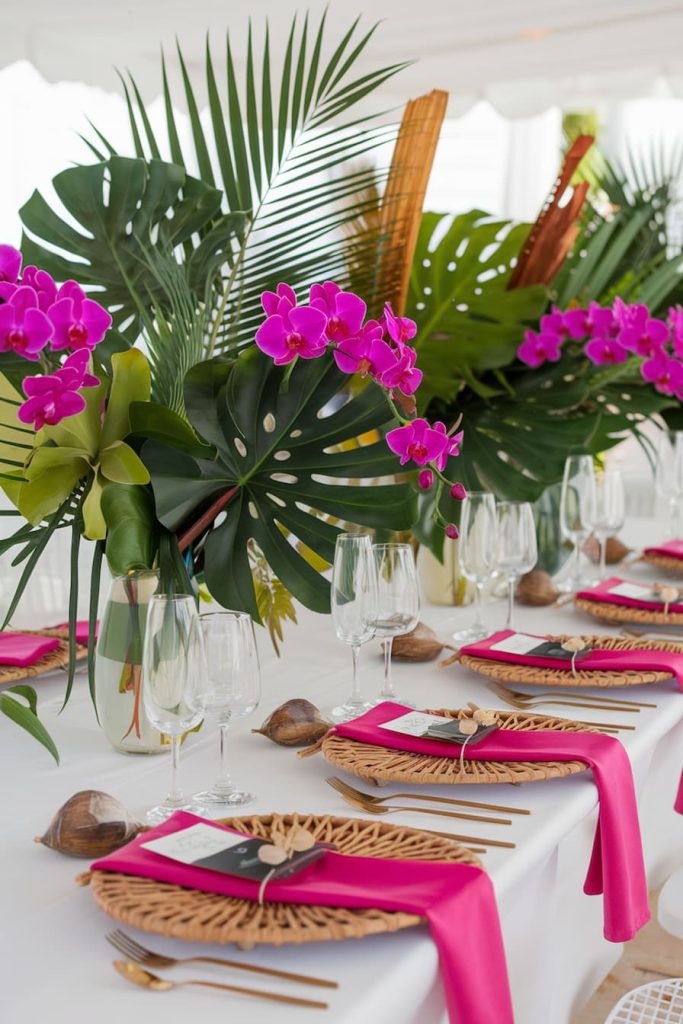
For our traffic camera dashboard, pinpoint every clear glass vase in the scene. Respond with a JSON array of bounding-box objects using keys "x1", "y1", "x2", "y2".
[{"x1": 95, "y1": 570, "x2": 168, "y2": 754}]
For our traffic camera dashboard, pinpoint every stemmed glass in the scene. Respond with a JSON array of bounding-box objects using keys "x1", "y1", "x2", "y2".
[
  {"x1": 372, "y1": 543, "x2": 420, "y2": 705},
  {"x1": 142, "y1": 594, "x2": 206, "y2": 825},
  {"x1": 192, "y1": 611, "x2": 261, "y2": 815},
  {"x1": 559, "y1": 454, "x2": 595, "y2": 592},
  {"x1": 655, "y1": 430, "x2": 683, "y2": 538},
  {"x1": 497, "y1": 501, "x2": 538, "y2": 629},
  {"x1": 586, "y1": 469, "x2": 626, "y2": 579},
  {"x1": 453, "y1": 492, "x2": 498, "y2": 644},
  {"x1": 330, "y1": 533, "x2": 378, "y2": 722}
]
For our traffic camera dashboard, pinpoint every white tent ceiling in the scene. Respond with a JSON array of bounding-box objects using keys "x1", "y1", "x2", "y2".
[{"x1": 3, "y1": 0, "x2": 683, "y2": 117}]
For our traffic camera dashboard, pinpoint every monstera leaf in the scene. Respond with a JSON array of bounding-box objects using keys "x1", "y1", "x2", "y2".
[
  {"x1": 144, "y1": 351, "x2": 417, "y2": 616},
  {"x1": 407, "y1": 211, "x2": 547, "y2": 408}
]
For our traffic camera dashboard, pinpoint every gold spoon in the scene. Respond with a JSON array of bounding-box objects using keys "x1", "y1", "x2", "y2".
[{"x1": 113, "y1": 961, "x2": 329, "y2": 1009}]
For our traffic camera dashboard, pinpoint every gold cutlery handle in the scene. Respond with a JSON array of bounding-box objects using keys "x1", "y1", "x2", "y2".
[
  {"x1": 421, "y1": 828, "x2": 515, "y2": 848},
  {"x1": 389, "y1": 804, "x2": 511, "y2": 825},
  {"x1": 392, "y1": 792, "x2": 530, "y2": 815},
  {"x1": 186, "y1": 956, "x2": 337, "y2": 988},
  {"x1": 186, "y1": 979, "x2": 328, "y2": 1008},
  {"x1": 539, "y1": 699, "x2": 640, "y2": 713},
  {"x1": 545, "y1": 693, "x2": 656, "y2": 709}
]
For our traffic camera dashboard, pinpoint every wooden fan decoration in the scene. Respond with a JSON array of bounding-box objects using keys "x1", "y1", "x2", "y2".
[
  {"x1": 377, "y1": 89, "x2": 449, "y2": 313},
  {"x1": 507, "y1": 134, "x2": 594, "y2": 289}
]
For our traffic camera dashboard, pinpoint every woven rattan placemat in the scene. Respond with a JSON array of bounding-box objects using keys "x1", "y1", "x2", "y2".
[
  {"x1": 0, "y1": 628, "x2": 87, "y2": 686},
  {"x1": 89, "y1": 813, "x2": 479, "y2": 947},
  {"x1": 574, "y1": 597, "x2": 683, "y2": 627},
  {"x1": 320, "y1": 708, "x2": 596, "y2": 786},
  {"x1": 458, "y1": 634, "x2": 680, "y2": 688},
  {"x1": 642, "y1": 552, "x2": 683, "y2": 576}
]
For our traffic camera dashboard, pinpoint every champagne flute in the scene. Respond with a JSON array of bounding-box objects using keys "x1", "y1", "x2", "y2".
[
  {"x1": 559, "y1": 454, "x2": 595, "y2": 592},
  {"x1": 142, "y1": 594, "x2": 206, "y2": 825},
  {"x1": 372, "y1": 543, "x2": 420, "y2": 705},
  {"x1": 497, "y1": 501, "x2": 538, "y2": 629},
  {"x1": 453, "y1": 492, "x2": 497, "y2": 644},
  {"x1": 330, "y1": 533, "x2": 378, "y2": 722},
  {"x1": 655, "y1": 430, "x2": 683, "y2": 537},
  {"x1": 192, "y1": 611, "x2": 261, "y2": 815},
  {"x1": 586, "y1": 468, "x2": 626, "y2": 579}
]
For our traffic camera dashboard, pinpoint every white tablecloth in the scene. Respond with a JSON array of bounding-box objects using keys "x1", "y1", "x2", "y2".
[{"x1": 2, "y1": 548, "x2": 683, "y2": 1024}]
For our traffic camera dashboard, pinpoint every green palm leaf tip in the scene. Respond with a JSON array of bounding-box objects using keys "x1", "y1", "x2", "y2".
[{"x1": 102, "y1": 13, "x2": 409, "y2": 352}]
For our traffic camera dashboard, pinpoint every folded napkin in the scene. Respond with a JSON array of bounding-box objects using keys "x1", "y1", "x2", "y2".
[
  {"x1": 53, "y1": 621, "x2": 97, "y2": 645},
  {"x1": 460, "y1": 630, "x2": 683, "y2": 687},
  {"x1": 92, "y1": 810, "x2": 513, "y2": 1024},
  {"x1": 644, "y1": 539, "x2": 683, "y2": 560},
  {"x1": 677, "y1": 771, "x2": 683, "y2": 815},
  {"x1": 332, "y1": 703, "x2": 649, "y2": 943},
  {"x1": 576, "y1": 576, "x2": 683, "y2": 614},
  {"x1": 0, "y1": 632, "x2": 61, "y2": 667}
]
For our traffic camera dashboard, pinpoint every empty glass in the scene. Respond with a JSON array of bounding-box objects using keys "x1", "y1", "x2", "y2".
[
  {"x1": 330, "y1": 533, "x2": 378, "y2": 722},
  {"x1": 655, "y1": 430, "x2": 683, "y2": 537},
  {"x1": 372, "y1": 543, "x2": 420, "y2": 705},
  {"x1": 497, "y1": 500, "x2": 538, "y2": 629},
  {"x1": 453, "y1": 491, "x2": 498, "y2": 644},
  {"x1": 141, "y1": 594, "x2": 206, "y2": 824},
  {"x1": 559, "y1": 454, "x2": 595, "y2": 592},
  {"x1": 586, "y1": 468, "x2": 626, "y2": 579},
  {"x1": 193, "y1": 611, "x2": 261, "y2": 815}
]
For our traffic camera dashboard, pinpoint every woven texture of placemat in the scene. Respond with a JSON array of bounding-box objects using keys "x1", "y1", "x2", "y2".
[
  {"x1": 89, "y1": 813, "x2": 479, "y2": 947},
  {"x1": 641, "y1": 552, "x2": 683, "y2": 576},
  {"x1": 0, "y1": 629, "x2": 87, "y2": 686},
  {"x1": 574, "y1": 597, "x2": 683, "y2": 626},
  {"x1": 320, "y1": 708, "x2": 595, "y2": 787},
  {"x1": 458, "y1": 633, "x2": 680, "y2": 688}
]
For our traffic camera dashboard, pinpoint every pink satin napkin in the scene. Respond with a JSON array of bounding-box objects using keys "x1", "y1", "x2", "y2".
[
  {"x1": 460, "y1": 630, "x2": 683, "y2": 687},
  {"x1": 53, "y1": 621, "x2": 97, "y2": 645},
  {"x1": 332, "y1": 703, "x2": 650, "y2": 942},
  {"x1": 676, "y1": 772, "x2": 683, "y2": 814},
  {"x1": 576, "y1": 576, "x2": 683, "y2": 614},
  {"x1": 0, "y1": 632, "x2": 60, "y2": 666},
  {"x1": 644, "y1": 539, "x2": 683, "y2": 560},
  {"x1": 92, "y1": 810, "x2": 514, "y2": 1024}
]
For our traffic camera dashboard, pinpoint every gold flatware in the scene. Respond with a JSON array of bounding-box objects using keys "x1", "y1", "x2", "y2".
[
  {"x1": 326, "y1": 775, "x2": 531, "y2": 816},
  {"x1": 488, "y1": 682, "x2": 655, "y2": 710},
  {"x1": 113, "y1": 961, "x2": 329, "y2": 1008},
  {"x1": 333, "y1": 787, "x2": 514, "y2": 828},
  {"x1": 107, "y1": 930, "x2": 337, "y2": 989},
  {"x1": 486, "y1": 681, "x2": 640, "y2": 715},
  {"x1": 621, "y1": 627, "x2": 683, "y2": 641}
]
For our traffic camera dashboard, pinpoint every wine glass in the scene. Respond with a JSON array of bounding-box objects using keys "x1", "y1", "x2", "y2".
[
  {"x1": 655, "y1": 430, "x2": 683, "y2": 538},
  {"x1": 192, "y1": 611, "x2": 261, "y2": 815},
  {"x1": 453, "y1": 492, "x2": 498, "y2": 644},
  {"x1": 586, "y1": 468, "x2": 626, "y2": 579},
  {"x1": 142, "y1": 594, "x2": 206, "y2": 825},
  {"x1": 497, "y1": 501, "x2": 538, "y2": 629},
  {"x1": 372, "y1": 543, "x2": 420, "y2": 705},
  {"x1": 559, "y1": 454, "x2": 595, "y2": 592},
  {"x1": 330, "y1": 533, "x2": 378, "y2": 722}
]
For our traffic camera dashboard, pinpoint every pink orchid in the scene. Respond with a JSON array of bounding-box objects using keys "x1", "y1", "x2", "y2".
[
  {"x1": 18, "y1": 350, "x2": 99, "y2": 431},
  {"x1": 48, "y1": 281, "x2": 112, "y2": 351},
  {"x1": 255, "y1": 304, "x2": 328, "y2": 365},
  {"x1": 417, "y1": 469, "x2": 434, "y2": 490},
  {"x1": 562, "y1": 302, "x2": 615, "y2": 339},
  {"x1": 310, "y1": 282, "x2": 367, "y2": 342},
  {"x1": 669, "y1": 307, "x2": 683, "y2": 358},
  {"x1": 379, "y1": 342, "x2": 423, "y2": 395},
  {"x1": 261, "y1": 283, "x2": 297, "y2": 317},
  {"x1": 517, "y1": 329, "x2": 562, "y2": 368},
  {"x1": 0, "y1": 286, "x2": 52, "y2": 360},
  {"x1": 585, "y1": 336, "x2": 628, "y2": 365},
  {"x1": 613, "y1": 298, "x2": 647, "y2": 331},
  {"x1": 57, "y1": 349, "x2": 100, "y2": 390},
  {"x1": 333, "y1": 323, "x2": 397, "y2": 379},
  {"x1": 432, "y1": 423, "x2": 463, "y2": 472},
  {"x1": 641, "y1": 351, "x2": 683, "y2": 395},
  {"x1": 0, "y1": 245, "x2": 22, "y2": 285},
  {"x1": 20, "y1": 265, "x2": 57, "y2": 313},
  {"x1": 617, "y1": 315, "x2": 669, "y2": 358},
  {"x1": 383, "y1": 302, "x2": 417, "y2": 344},
  {"x1": 386, "y1": 418, "x2": 450, "y2": 467}
]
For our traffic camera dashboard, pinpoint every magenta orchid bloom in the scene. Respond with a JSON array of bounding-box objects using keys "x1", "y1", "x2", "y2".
[
  {"x1": 385, "y1": 418, "x2": 449, "y2": 467},
  {"x1": 20, "y1": 265, "x2": 57, "y2": 313},
  {"x1": 617, "y1": 315, "x2": 668, "y2": 358},
  {"x1": 379, "y1": 342, "x2": 423, "y2": 395},
  {"x1": 18, "y1": 350, "x2": 99, "y2": 431},
  {"x1": 58, "y1": 349, "x2": 100, "y2": 390},
  {"x1": 517, "y1": 329, "x2": 562, "y2": 367},
  {"x1": 310, "y1": 282, "x2": 367, "y2": 342},
  {"x1": 641, "y1": 351, "x2": 683, "y2": 395},
  {"x1": 333, "y1": 323, "x2": 396, "y2": 379},
  {"x1": 669, "y1": 307, "x2": 683, "y2": 358},
  {"x1": 384, "y1": 302, "x2": 417, "y2": 344},
  {"x1": 48, "y1": 281, "x2": 112, "y2": 352},
  {"x1": 261, "y1": 283, "x2": 297, "y2": 317},
  {"x1": 0, "y1": 286, "x2": 52, "y2": 360},
  {"x1": 255, "y1": 304, "x2": 328, "y2": 365},
  {"x1": 0, "y1": 245, "x2": 22, "y2": 285},
  {"x1": 585, "y1": 336, "x2": 628, "y2": 365},
  {"x1": 432, "y1": 424, "x2": 463, "y2": 472},
  {"x1": 562, "y1": 302, "x2": 615, "y2": 339}
]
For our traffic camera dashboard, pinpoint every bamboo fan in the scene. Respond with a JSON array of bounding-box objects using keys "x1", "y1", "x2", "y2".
[
  {"x1": 377, "y1": 89, "x2": 449, "y2": 314},
  {"x1": 507, "y1": 134, "x2": 594, "y2": 289}
]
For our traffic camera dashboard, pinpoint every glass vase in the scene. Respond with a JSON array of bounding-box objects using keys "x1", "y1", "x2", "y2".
[{"x1": 95, "y1": 570, "x2": 168, "y2": 754}]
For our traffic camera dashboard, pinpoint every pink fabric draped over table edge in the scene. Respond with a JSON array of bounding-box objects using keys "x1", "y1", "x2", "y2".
[
  {"x1": 332, "y1": 703, "x2": 650, "y2": 943},
  {"x1": 92, "y1": 810, "x2": 514, "y2": 1024},
  {"x1": 643, "y1": 539, "x2": 683, "y2": 559}
]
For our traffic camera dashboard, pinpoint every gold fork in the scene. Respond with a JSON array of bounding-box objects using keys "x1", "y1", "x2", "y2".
[
  {"x1": 489, "y1": 681, "x2": 655, "y2": 710},
  {"x1": 107, "y1": 930, "x2": 337, "y2": 988},
  {"x1": 486, "y1": 683, "x2": 638, "y2": 725},
  {"x1": 326, "y1": 775, "x2": 531, "y2": 815}
]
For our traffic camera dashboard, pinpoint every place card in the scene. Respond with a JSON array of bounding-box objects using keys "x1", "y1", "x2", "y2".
[
  {"x1": 490, "y1": 632, "x2": 589, "y2": 662},
  {"x1": 608, "y1": 582, "x2": 670, "y2": 603},
  {"x1": 425, "y1": 720, "x2": 498, "y2": 746},
  {"x1": 377, "y1": 711, "x2": 451, "y2": 737},
  {"x1": 141, "y1": 823, "x2": 326, "y2": 882}
]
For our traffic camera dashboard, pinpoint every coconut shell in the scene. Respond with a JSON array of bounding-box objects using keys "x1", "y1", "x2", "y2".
[
  {"x1": 34, "y1": 790, "x2": 142, "y2": 858},
  {"x1": 583, "y1": 535, "x2": 631, "y2": 564},
  {"x1": 390, "y1": 622, "x2": 445, "y2": 661},
  {"x1": 252, "y1": 699, "x2": 332, "y2": 747},
  {"x1": 515, "y1": 569, "x2": 560, "y2": 606}
]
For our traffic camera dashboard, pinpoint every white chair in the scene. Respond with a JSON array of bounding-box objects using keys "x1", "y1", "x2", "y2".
[
  {"x1": 604, "y1": 978, "x2": 683, "y2": 1022},
  {"x1": 659, "y1": 865, "x2": 683, "y2": 940}
]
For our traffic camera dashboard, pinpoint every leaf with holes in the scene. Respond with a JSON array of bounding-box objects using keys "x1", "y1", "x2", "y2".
[{"x1": 143, "y1": 351, "x2": 416, "y2": 617}]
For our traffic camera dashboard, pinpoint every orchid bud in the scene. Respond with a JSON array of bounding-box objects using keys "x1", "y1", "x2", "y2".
[
  {"x1": 450, "y1": 482, "x2": 467, "y2": 501},
  {"x1": 445, "y1": 523, "x2": 459, "y2": 540},
  {"x1": 418, "y1": 469, "x2": 434, "y2": 490}
]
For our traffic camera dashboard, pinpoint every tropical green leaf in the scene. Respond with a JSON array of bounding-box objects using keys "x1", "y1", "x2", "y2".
[
  {"x1": 102, "y1": 483, "x2": 158, "y2": 574},
  {"x1": 0, "y1": 688, "x2": 59, "y2": 762}
]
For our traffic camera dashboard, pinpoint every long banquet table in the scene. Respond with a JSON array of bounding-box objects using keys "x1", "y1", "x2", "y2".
[{"x1": 2, "y1": 545, "x2": 683, "y2": 1024}]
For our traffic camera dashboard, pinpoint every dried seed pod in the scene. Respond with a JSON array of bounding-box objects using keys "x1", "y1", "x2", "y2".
[
  {"x1": 472, "y1": 708, "x2": 497, "y2": 726},
  {"x1": 252, "y1": 699, "x2": 332, "y2": 747},
  {"x1": 515, "y1": 569, "x2": 559, "y2": 606},
  {"x1": 34, "y1": 790, "x2": 142, "y2": 858},
  {"x1": 458, "y1": 719, "x2": 478, "y2": 736},
  {"x1": 257, "y1": 844, "x2": 289, "y2": 866},
  {"x1": 560, "y1": 637, "x2": 588, "y2": 653},
  {"x1": 390, "y1": 622, "x2": 445, "y2": 661},
  {"x1": 583, "y1": 536, "x2": 631, "y2": 564}
]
